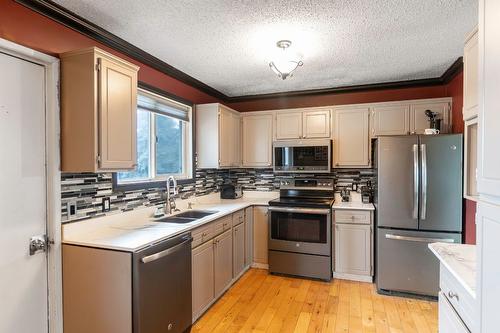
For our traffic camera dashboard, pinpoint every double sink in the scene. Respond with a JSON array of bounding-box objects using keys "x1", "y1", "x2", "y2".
[{"x1": 154, "y1": 210, "x2": 218, "y2": 224}]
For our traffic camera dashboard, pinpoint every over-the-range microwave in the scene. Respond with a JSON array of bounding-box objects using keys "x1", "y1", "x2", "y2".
[{"x1": 273, "y1": 139, "x2": 332, "y2": 173}]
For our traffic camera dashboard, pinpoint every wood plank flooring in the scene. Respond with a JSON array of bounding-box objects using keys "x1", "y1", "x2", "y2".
[{"x1": 192, "y1": 269, "x2": 438, "y2": 333}]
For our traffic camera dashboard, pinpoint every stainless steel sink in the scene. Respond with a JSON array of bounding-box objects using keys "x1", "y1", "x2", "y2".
[
  {"x1": 174, "y1": 210, "x2": 218, "y2": 219},
  {"x1": 154, "y1": 216, "x2": 197, "y2": 224},
  {"x1": 154, "y1": 210, "x2": 218, "y2": 224}
]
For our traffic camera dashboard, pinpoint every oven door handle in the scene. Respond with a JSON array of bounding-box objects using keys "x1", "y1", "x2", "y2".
[{"x1": 267, "y1": 206, "x2": 331, "y2": 215}]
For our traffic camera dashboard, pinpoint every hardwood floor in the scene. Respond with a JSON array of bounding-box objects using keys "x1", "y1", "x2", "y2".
[{"x1": 192, "y1": 269, "x2": 438, "y2": 333}]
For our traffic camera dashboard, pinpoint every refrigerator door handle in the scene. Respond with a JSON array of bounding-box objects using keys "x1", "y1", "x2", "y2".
[
  {"x1": 420, "y1": 144, "x2": 427, "y2": 220},
  {"x1": 412, "y1": 144, "x2": 419, "y2": 219},
  {"x1": 385, "y1": 234, "x2": 455, "y2": 244}
]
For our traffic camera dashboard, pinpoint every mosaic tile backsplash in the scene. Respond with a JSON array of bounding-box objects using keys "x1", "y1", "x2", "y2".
[{"x1": 61, "y1": 168, "x2": 376, "y2": 222}]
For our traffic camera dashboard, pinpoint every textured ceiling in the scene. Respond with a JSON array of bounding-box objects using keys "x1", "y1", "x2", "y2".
[{"x1": 53, "y1": 0, "x2": 478, "y2": 97}]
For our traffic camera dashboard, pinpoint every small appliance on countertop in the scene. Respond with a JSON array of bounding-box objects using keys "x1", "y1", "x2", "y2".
[{"x1": 220, "y1": 183, "x2": 243, "y2": 199}]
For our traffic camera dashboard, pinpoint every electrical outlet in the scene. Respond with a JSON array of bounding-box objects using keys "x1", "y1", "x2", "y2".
[
  {"x1": 67, "y1": 201, "x2": 77, "y2": 217},
  {"x1": 102, "y1": 197, "x2": 111, "y2": 212}
]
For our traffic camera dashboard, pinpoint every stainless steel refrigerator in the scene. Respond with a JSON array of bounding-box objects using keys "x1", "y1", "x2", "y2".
[{"x1": 375, "y1": 134, "x2": 463, "y2": 297}]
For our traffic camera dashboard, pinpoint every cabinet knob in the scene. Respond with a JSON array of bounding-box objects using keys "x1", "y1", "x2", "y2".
[{"x1": 448, "y1": 291, "x2": 459, "y2": 301}]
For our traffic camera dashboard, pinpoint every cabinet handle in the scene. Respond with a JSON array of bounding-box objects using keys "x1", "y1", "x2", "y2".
[{"x1": 448, "y1": 291, "x2": 459, "y2": 301}]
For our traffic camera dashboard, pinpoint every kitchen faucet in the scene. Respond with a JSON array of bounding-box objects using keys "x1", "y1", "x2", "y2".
[{"x1": 164, "y1": 176, "x2": 179, "y2": 215}]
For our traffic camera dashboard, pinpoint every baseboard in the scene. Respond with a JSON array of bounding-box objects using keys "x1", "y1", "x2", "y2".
[
  {"x1": 333, "y1": 272, "x2": 373, "y2": 283},
  {"x1": 251, "y1": 262, "x2": 269, "y2": 269}
]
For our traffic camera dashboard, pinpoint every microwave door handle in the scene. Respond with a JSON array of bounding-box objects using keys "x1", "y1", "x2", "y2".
[{"x1": 412, "y1": 144, "x2": 419, "y2": 220}]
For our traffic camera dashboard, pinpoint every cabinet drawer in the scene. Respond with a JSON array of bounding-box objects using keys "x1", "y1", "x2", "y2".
[
  {"x1": 192, "y1": 224, "x2": 215, "y2": 248},
  {"x1": 440, "y1": 264, "x2": 476, "y2": 332},
  {"x1": 439, "y1": 292, "x2": 470, "y2": 333},
  {"x1": 334, "y1": 210, "x2": 371, "y2": 224},
  {"x1": 232, "y1": 210, "x2": 245, "y2": 226},
  {"x1": 213, "y1": 215, "x2": 232, "y2": 236}
]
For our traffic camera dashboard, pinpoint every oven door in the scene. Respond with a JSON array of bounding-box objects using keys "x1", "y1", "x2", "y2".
[{"x1": 268, "y1": 206, "x2": 331, "y2": 256}]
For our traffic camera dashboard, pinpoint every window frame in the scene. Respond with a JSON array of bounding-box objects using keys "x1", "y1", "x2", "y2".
[{"x1": 112, "y1": 82, "x2": 196, "y2": 191}]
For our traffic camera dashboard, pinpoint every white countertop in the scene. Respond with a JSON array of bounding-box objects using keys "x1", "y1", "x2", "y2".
[
  {"x1": 332, "y1": 193, "x2": 375, "y2": 211},
  {"x1": 63, "y1": 191, "x2": 278, "y2": 252},
  {"x1": 428, "y1": 242, "x2": 476, "y2": 298}
]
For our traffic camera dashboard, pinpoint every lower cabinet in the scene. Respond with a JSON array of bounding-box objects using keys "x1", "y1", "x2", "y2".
[
  {"x1": 244, "y1": 207, "x2": 253, "y2": 267},
  {"x1": 253, "y1": 206, "x2": 269, "y2": 266},
  {"x1": 438, "y1": 292, "x2": 470, "y2": 333},
  {"x1": 333, "y1": 209, "x2": 373, "y2": 280},
  {"x1": 214, "y1": 229, "x2": 233, "y2": 298},
  {"x1": 233, "y1": 223, "x2": 245, "y2": 278},
  {"x1": 192, "y1": 241, "x2": 215, "y2": 320}
]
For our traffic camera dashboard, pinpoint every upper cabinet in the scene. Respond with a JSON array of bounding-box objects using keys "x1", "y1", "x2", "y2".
[
  {"x1": 409, "y1": 100, "x2": 451, "y2": 134},
  {"x1": 60, "y1": 47, "x2": 139, "y2": 172},
  {"x1": 333, "y1": 107, "x2": 370, "y2": 167},
  {"x1": 242, "y1": 113, "x2": 273, "y2": 167},
  {"x1": 463, "y1": 28, "x2": 479, "y2": 121},
  {"x1": 371, "y1": 104, "x2": 410, "y2": 136},
  {"x1": 196, "y1": 103, "x2": 241, "y2": 168},
  {"x1": 275, "y1": 108, "x2": 331, "y2": 139}
]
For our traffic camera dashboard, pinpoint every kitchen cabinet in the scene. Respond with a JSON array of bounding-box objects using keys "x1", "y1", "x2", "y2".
[
  {"x1": 192, "y1": 240, "x2": 214, "y2": 320},
  {"x1": 275, "y1": 109, "x2": 331, "y2": 139},
  {"x1": 233, "y1": 223, "x2": 245, "y2": 278},
  {"x1": 60, "y1": 47, "x2": 139, "y2": 172},
  {"x1": 463, "y1": 28, "x2": 479, "y2": 121},
  {"x1": 333, "y1": 209, "x2": 373, "y2": 281},
  {"x1": 244, "y1": 207, "x2": 253, "y2": 268},
  {"x1": 242, "y1": 113, "x2": 273, "y2": 167},
  {"x1": 196, "y1": 103, "x2": 241, "y2": 168},
  {"x1": 409, "y1": 101, "x2": 451, "y2": 134},
  {"x1": 333, "y1": 107, "x2": 370, "y2": 167},
  {"x1": 370, "y1": 104, "x2": 410, "y2": 136},
  {"x1": 214, "y1": 229, "x2": 233, "y2": 298},
  {"x1": 253, "y1": 206, "x2": 269, "y2": 266},
  {"x1": 438, "y1": 293, "x2": 470, "y2": 333}
]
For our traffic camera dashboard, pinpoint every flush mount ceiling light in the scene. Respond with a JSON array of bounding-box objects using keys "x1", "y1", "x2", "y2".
[{"x1": 269, "y1": 40, "x2": 303, "y2": 80}]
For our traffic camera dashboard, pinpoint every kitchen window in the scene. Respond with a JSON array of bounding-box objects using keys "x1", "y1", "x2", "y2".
[{"x1": 114, "y1": 86, "x2": 194, "y2": 189}]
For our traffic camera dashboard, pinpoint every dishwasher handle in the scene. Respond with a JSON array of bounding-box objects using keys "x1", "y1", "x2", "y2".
[{"x1": 141, "y1": 234, "x2": 193, "y2": 264}]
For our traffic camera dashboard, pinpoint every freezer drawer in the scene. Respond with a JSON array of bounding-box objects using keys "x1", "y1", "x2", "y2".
[{"x1": 376, "y1": 228, "x2": 461, "y2": 297}]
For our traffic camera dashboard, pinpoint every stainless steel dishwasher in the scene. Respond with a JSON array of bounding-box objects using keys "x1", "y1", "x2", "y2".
[{"x1": 133, "y1": 232, "x2": 193, "y2": 333}]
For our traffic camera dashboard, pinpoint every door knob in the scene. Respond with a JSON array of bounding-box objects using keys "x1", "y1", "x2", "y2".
[{"x1": 29, "y1": 235, "x2": 48, "y2": 256}]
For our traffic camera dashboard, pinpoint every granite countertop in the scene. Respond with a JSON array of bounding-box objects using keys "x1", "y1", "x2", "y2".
[
  {"x1": 62, "y1": 191, "x2": 278, "y2": 252},
  {"x1": 428, "y1": 242, "x2": 476, "y2": 298}
]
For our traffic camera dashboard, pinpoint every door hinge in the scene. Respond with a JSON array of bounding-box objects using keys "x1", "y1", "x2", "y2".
[
  {"x1": 96, "y1": 155, "x2": 101, "y2": 164},
  {"x1": 95, "y1": 62, "x2": 101, "y2": 71}
]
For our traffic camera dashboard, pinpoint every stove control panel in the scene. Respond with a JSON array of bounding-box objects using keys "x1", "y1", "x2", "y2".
[{"x1": 279, "y1": 178, "x2": 334, "y2": 190}]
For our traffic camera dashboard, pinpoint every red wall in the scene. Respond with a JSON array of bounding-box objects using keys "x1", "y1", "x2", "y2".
[
  {"x1": 0, "y1": 0, "x2": 221, "y2": 105},
  {"x1": 228, "y1": 85, "x2": 448, "y2": 112},
  {"x1": 445, "y1": 71, "x2": 476, "y2": 244}
]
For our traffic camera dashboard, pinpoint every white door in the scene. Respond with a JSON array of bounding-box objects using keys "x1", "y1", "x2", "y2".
[
  {"x1": 333, "y1": 108, "x2": 370, "y2": 167},
  {"x1": 214, "y1": 230, "x2": 233, "y2": 297},
  {"x1": 334, "y1": 224, "x2": 371, "y2": 276},
  {"x1": 409, "y1": 102, "x2": 450, "y2": 134},
  {"x1": 371, "y1": 104, "x2": 410, "y2": 136},
  {"x1": 0, "y1": 52, "x2": 48, "y2": 332}
]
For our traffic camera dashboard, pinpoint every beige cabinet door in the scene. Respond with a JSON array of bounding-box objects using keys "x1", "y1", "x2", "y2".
[
  {"x1": 214, "y1": 229, "x2": 233, "y2": 297},
  {"x1": 303, "y1": 109, "x2": 331, "y2": 138},
  {"x1": 244, "y1": 207, "x2": 253, "y2": 268},
  {"x1": 218, "y1": 108, "x2": 233, "y2": 167},
  {"x1": 410, "y1": 102, "x2": 450, "y2": 134},
  {"x1": 334, "y1": 224, "x2": 372, "y2": 276},
  {"x1": 463, "y1": 29, "x2": 479, "y2": 121},
  {"x1": 333, "y1": 108, "x2": 370, "y2": 167},
  {"x1": 242, "y1": 114, "x2": 273, "y2": 167},
  {"x1": 98, "y1": 56, "x2": 137, "y2": 169},
  {"x1": 192, "y1": 241, "x2": 214, "y2": 320},
  {"x1": 276, "y1": 111, "x2": 303, "y2": 139},
  {"x1": 371, "y1": 105, "x2": 410, "y2": 136},
  {"x1": 233, "y1": 223, "x2": 245, "y2": 278},
  {"x1": 252, "y1": 206, "x2": 268, "y2": 265},
  {"x1": 231, "y1": 112, "x2": 241, "y2": 167}
]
